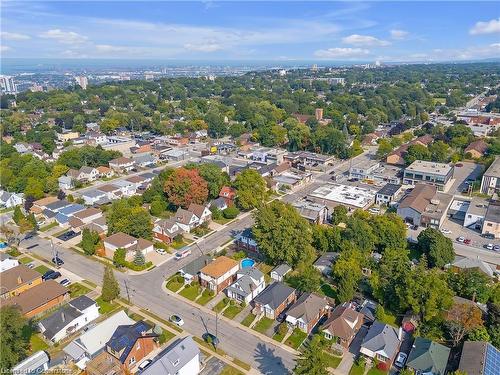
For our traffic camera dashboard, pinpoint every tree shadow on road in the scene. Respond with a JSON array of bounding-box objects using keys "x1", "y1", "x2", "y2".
[{"x1": 254, "y1": 342, "x2": 290, "y2": 375}]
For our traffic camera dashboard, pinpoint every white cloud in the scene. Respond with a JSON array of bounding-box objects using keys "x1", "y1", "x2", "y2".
[
  {"x1": 1, "y1": 31, "x2": 30, "y2": 41},
  {"x1": 342, "y1": 34, "x2": 390, "y2": 46},
  {"x1": 39, "y1": 29, "x2": 88, "y2": 44},
  {"x1": 184, "y1": 43, "x2": 223, "y2": 52},
  {"x1": 314, "y1": 47, "x2": 370, "y2": 59},
  {"x1": 390, "y1": 29, "x2": 408, "y2": 40},
  {"x1": 95, "y1": 44, "x2": 130, "y2": 53},
  {"x1": 0, "y1": 46, "x2": 12, "y2": 52},
  {"x1": 470, "y1": 18, "x2": 500, "y2": 35},
  {"x1": 61, "y1": 49, "x2": 88, "y2": 58}
]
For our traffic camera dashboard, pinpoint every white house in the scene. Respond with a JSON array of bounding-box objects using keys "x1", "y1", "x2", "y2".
[
  {"x1": 12, "y1": 351, "x2": 50, "y2": 375},
  {"x1": 96, "y1": 184, "x2": 122, "y2": 200},
  {"x1": 226, "y1": 267, "x2": 265, "y2": 304},
  {"x1": 103, "y1": 232, "x2": 154, "y2": 261},
  {"x1": 38, "y1": 296, "x2": 100, "y2": 343},
  {"x1": 111, "y1": 179, "x2": 137, "y2": 197},
  {"x1": 188, "y1": 203, "x2": 212, "y2": 224},
  {"x1": 0, "y1": 253, "x2": 20, "y2": 272},
  {"x1": 81, "y1": 189, "x2": 108, "y2": 206},
  {"x1": 199, "y1": 256, "x2": 239, "y2": 293},
  {"x1": 58, "y1": 176, "x2": 74, "y2": 190},
  {"x1": 0, "y1": 190, "x2": 24, "y2": 208},
  {"x1": 174, "y1": 207, "x2": 200, "y2": 233},
  {"x1": 141, "y1": 336, "x2": 200, "y2": 375},
  {"x1": 79, "y1": 166, "x2": 100, "y2": 182},
  {"x1": 109, "y1": 157, "x2": 135, "y2": 172},
  {"x1": 63, "y1": 310, "x2": 135, "y2": 369}
]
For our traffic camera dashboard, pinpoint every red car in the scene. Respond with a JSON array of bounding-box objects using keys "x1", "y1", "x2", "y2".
[
  {"x1": 455, "y1": 163, "x2": 463, "y2": 167},
  {"x1": 464, "y1": 238, "x2": 471, "y2": 244}
]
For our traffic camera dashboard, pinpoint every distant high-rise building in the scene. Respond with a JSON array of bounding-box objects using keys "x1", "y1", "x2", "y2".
[
  {"x1": 311, "y1": 64, "x2": 318, "y2": 72},
  {"x1": 0, "y1": 75, "x2": 17, "y2": 94},
  {"x1": 30, "y1": 84, "x2": 44, "y2": 92},
  {"x1": 75, "y1": 76, "x2": 88, "y2": 89},
  {"x1": 144, "y1": 74, "x2": 154, "y2": 80},
  {"x1": 330, "y1": 78, "x2": 346, "y2": 86},
  {"x1": 278, "y1": 69, "x2": 287, "y2": 76}
]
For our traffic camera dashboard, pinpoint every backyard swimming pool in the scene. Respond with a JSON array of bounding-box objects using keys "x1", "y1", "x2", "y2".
[{"x1": 241, "y1": 258, "x2": 255, "y2": 268}]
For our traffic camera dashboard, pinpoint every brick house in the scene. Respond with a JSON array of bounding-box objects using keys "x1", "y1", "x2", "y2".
[
  {"x1": 199, "y1": 256, "x2": 239, "y2": 293},
  {"x1": 153, "y1": 218, "x2": 182, "y2": 244},
  {"x1": 219, "y1": 186, "x2": 236, "y2": 205},
  {"x1": 321, "y1": 303, "x2": 364, "y2": 349},
  {"x1": 252, "y1": 282, "x2": 297, "y2": 319},
  {"x1": 0, "y1": 265, "x2": 42, "y2": 299},
  {"x1": 106, "y1": 321, "x2": 158, "y2": 371}
]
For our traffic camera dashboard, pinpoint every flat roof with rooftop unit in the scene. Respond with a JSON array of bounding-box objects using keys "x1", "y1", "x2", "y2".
[{"x1": 309, "y1": 183, "x2": 376, "y2": 209}]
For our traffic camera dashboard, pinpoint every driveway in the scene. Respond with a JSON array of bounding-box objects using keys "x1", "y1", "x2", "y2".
[{"x1": 334, "y1": 325, "x2": 369, "y2": 375}]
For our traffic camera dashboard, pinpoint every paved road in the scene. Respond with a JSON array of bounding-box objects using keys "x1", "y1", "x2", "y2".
[{"x1": 21, "y1": 235, "x2": 296, "y2": 374}]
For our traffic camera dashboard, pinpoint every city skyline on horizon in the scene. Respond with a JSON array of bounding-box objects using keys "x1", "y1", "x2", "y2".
[{"x1": 1, "y1": 1, "x2": 499, "y2": 62}]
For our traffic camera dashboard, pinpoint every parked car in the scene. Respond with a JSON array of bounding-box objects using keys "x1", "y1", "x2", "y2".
[
  {"x1": 455, "y1": 163, "x2": 463, "y2": 167},
  {"x1": 494, "y1": 245, "x2": 500, "y2": 252},
  {"x1": 482, "y1": 233, "x2": 495, "y2": 239},
  {"x1": 395, "y1": 352, "x2": 408, "y2": 368},
  {"x1": 138, "y1": 359, "x2": 152, "y2": 371},
  {"x1": 464, "y1": 238, "x2": 471, "y2": 245},
  {"x1": 440, "y1": 228, "x2": 452, "y2": 234},
  {"x1": 175, "y1": 248, "x2": 191, "y2": 260},
  {"x1": 368, "y1": 207, "x2": 380, "y2": 214},
  {"x1": 202, "y1": 332, "x2": 220, "y2": 346},
  {"x1": 57, "y1": 230, "x2": 78, "y2": 242},
  {"x1": 59, "y1": 278, "x2": 71, "y2": 287},
  {"x1": 42, "y1": 270, "x2": 61, "y2": 280},
  {"x1": 27, "y1": 262, "x2": 35, "y2": 269},
  {"x1": 486, "y1": 243, "x2": 494, "y2": 250},
  {"x1": 169, "y1": 314, "x2": 184, "y2": 327},
  {"x1": 52, "y1": 257, "x2": 64, "y2": 267},
  {"x1": 155, "y1": 247, "x2": 167, "y2": 255},
  {"x1": 457, "y1": 236, "x2": 465, "y2": 243},
  {"x1": 24, "y1": 232, "x2": 36, "y2": 240}
]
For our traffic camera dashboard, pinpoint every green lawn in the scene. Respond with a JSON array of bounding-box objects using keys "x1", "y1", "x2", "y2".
[
  {"x1": 232, "y1": 358, "x2": 251, "y2": 371},
  {"x1": 223, "y1": 304, "x2": 243, "y2": 319},
  {"x1": 349, "y1": 362, "x2": 366, "y2": 375},
  {"x1": 324, "y1": 353, "x2": 342, "y2": 369},
  {"x1": 179, "y1": 285, "x2": 201, "y2": 301},
  {"x1": 39, "y1": 222, "x2": 58, "y2": 232},
  {"x1": 273, "y1": 329, "x2": 287, "y2": 343},
  {"x1": 213, "y1": 300, "x2": 228, "y2": 313},
  {"x1": 220, "y1": 365, "x2": 244, "y2": 375},
  {"x1": 129, "y1": 312, "x2": 145, "y2": 321},
  {"x1": 241, "y1": 313, "x2": 256, "y2": 327},
  {"x1": 214, "y1": 218, "x2": 232, "y2": 225},
  {"x1": 285, "y1": 328, "x2": 308, "y2": 349},
  {"x1": 34, "y1": 264, "x2": 52, "y2": 275},
  {"x1": 29, "y1": 333, "x2": 49, "y2": 353},
  {"x1": 68, "y1": 282, "x2": 91, "y2": 298},
  {"x1": 253, "y1": 317, "x2": 274, "y2": 334},
  {"x1": 166, "y1": 276, "x2": 184, "y2": 292},
  {"x1": 196, "y1": 289, "x2": 215, "y2": 306},
  {"x1": 367, "y1": 367, "x2": 388, "y2": 375},
  {"x1": 18, "y1": 256, "x2": 33, "y2": 264},
  {"x1": 158, "y1": 329, "x2": 175, "y2": 345},
  {"x1": 139, "y1": 309, "x2": 183, "y2": 333},
  {"x1": 95, "y1": 297, "x2": 119, "y2": 314},
  {"x1": 172, "y1": 240, "x2": 189, "y2": 250}
]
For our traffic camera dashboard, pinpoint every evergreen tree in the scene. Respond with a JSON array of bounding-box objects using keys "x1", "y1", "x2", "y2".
[
  {"x1": 12, "y1": 206, "x2": 24, "y2": 225},
  {"x1": 101, "y1": 265, "x2": 120, "y2": 302},
  {"x1": 133, "y1": 248, "x2": 146, "y2": 266}
]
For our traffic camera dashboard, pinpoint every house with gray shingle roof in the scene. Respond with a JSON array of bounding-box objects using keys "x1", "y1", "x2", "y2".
[
  {"x1": 360, "y1": 321, "x2": 401, "y2": 366},
  {"x1": 406, "y1": 337, "x2": 451, "y2": 375},
  {"x1": 252, "y1": 282, "x2": 296, "y2": 319},
  {"x1": 285, "y1": 292, "x2": 331, "y2": 334},
  {"x1": 179, "y1": 255, "x2": 212, "y2": 283},
  {"x1": 141, "y1": 336, "x2": 200, "y2": 375},
  {"x1": 226, "y1": 267, "x2": 265, "y2": 304},
  {"x1": 270, "y1": 264, "x2": 291, "y2": 282}
]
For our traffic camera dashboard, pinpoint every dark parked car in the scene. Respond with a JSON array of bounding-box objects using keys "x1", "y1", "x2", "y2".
[
  {"x1": 52, "y1": 257, "x2": 64, "y2": 267},
  {"x1": 57, "y1": 230, "x2": 78, "y2": 242},
  {"x1": 24, "y1": 232, "x2": 36, "y2": 240},
  {"x1": 482, "y1": 233, "x2": 495, "y2": 240},
  {"x1": 202, "y1": 333, "x2": 220, "y2": 346},
  {"x1": 42, "y1": 270, "x2": 61, "y2": 280}
]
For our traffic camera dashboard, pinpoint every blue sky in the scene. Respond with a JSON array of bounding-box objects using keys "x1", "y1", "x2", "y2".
[{"x1": 1, "y1": 1, "x2": 499, "y2": 61}]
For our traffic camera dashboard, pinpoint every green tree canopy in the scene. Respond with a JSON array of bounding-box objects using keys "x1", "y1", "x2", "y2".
[
  {"x1": 233, "y1": 169, "x2": 267, "y2": 211},
  {"x1": 417, "y1": 228, "x2": 454, "y2": 268},
  {"x1": 0, "y1": 306, "x2": 30, "y2": 369}
]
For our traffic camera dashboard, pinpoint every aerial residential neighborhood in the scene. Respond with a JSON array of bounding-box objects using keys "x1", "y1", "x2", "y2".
[{"x1": 1, "y1": 2, "x2": 500, "y2": 374}]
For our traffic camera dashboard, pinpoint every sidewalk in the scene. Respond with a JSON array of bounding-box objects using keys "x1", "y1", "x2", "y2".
[{"x1": 162, "y1": 281, "x2": 299, "y2": 356}]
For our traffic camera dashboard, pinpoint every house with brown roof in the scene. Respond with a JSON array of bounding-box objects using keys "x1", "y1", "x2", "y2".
[
  {"x1": 0, "y1": 265, "x2": 43, "y2": 299},
  {"x1": 219, "y1": 186, "x2": 237, "y2": 205},
  {"x1": 30, "y1": 196, "x2": 59, "y2": 215},
  {"x1": 152, "y1": 218, "x2": 181, "y2": 244},
  {"x1": 285, "y1": 292, "x2": 331, "y2": 334},
  {"x1": 321, "y1": 303, "x2": 364, "y2": 348},
  {"x1": 188, "y1": 203, "x2": 212, "y2": 224},
  {"x1": 397, "y1": 184, "x2": 453, "y2": 228},
  {"x1": 72, "y1": 207, "x2": 102, "y2": 224},
  {"x1": 103, "y1": 232, "x2": 154, "y2": 261},
  {"x1": 85, "y1": 351, "x2": 125, "y2": 375},
  {"x1": 199, "y1": 256, "x2": 239, "y2": 293},
  {"x1": 386, "y1": 135, "x2": 434, "y2": 166},
  {"x1": 97, "y1": 166, "x2": 114, "y2": 178},
  {"x1": 1, "y1": 280, "x2": 69, "y2": 318},
  {"x1": 174, "y1": 207, "x2": 199, "y2": 233},
  {"x1": 465, "y1": 139, "x2": 489, "y2": 159},
  {"x1": 108, "y1": 157, "x2": 135, "y2": 172}
]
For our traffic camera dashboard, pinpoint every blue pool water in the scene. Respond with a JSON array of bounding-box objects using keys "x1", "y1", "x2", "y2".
[{"x1": 241, "y1": 258, "x2": 255, "y2": 268}]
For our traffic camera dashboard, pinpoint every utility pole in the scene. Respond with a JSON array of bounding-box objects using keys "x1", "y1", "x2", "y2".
[
  {"x1": 124, "y1": 279, "x2": 131, "y2": 304},
  {"x1": 215, "y1": 311, "x2": 219, "y2": 352}
]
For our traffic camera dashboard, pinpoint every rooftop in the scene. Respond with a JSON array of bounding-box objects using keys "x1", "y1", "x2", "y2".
[
  {"x1": 485, "y1": 201, "x2": 500, "y2": 224},
  {"x1": 286, "y1": 292, "x2": 329, "y2": 324},
  {"x1": 484, "y1": 156, "x2": 500, "y2": 178},
  {"x1": 459, "y1": 341, "x2": 500, "y2": 375},
  {"x1": 1, "y1": 264, "x2": 41, "y2": 293},
  {"x1": 141, "y1": 336, "x2": 200, "y2": 375},
  {"x1": 377, "y1": 183, "x2": 402, "y2": 197},
  {"x1": 200, "y1": 256, "x2": 238, "y2": 278},
  {"x1": 405, "y1": 160, "x2": 453, "y2": 176},
  {"x1": 107, "y1": 320, "x2": 157, "y2": 363},
  {"x1": 309, "y1": 183, "x2": 376, "y2": 208},
  {"x1": 253, "y1": 282, "x2": 295, "y2": 309}
]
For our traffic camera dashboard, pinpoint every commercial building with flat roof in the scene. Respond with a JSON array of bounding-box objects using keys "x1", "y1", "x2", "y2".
[
  {"x1": 482, "y1": 201, "x2": 500, "y2": 239},
  {"x1": 403, "y1": 160, "x2": 454, "y2": 192},
  {"x1": 308, "y1": 183, "x2": 376, "y2": 210}
]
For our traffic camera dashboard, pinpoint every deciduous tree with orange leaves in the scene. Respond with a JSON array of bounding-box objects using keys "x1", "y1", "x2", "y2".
[{"x1": 164, "y1": 167, "x2": 208, "y2": 208}]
